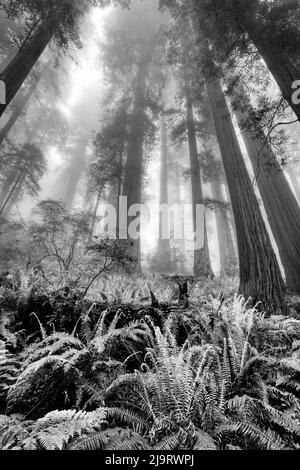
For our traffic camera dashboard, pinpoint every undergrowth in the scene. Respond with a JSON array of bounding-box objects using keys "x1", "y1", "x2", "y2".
[{"x1": 0, "y1": 275, "x2": 299, "y2": 450}]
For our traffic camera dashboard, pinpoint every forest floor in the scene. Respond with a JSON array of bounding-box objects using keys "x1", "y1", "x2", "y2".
[{"x1": 1, "y1": 273, "x2": 300, "y2": 450}]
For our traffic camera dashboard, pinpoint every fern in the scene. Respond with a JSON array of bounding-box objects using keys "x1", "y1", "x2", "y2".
[
  {"x1": 153, "y1": 433, "x2": 181, "y2": 450},
  {"x1": 0, "y1": 408, "x2": 107, "y2": 450},
  {"x1": 216, "y1": 422, "x2": 286, "y2": 450},
  {"x1": 1, "y1": 281, "x2": 300, "y2": 451},
  {"x1": 68, "y1": 427, "x2": 149, "y2": 450},
  {"x1": 104, "y1": 326, "x2": 219, "y2": 448},
  {"x1": 193, "y1": 430, "x2": 218, "y2": 450},
  {"x1": 0, "y1": 341, "x2": 21, "y2": 403},
  {"x1": 104, "y1": 318, "x2": 300, "y2": 450}
]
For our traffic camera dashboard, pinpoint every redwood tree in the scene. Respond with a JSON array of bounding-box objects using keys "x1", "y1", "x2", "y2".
[
  {"x1": 0, "y1": 72, "x2": 41, "y2": 145},
  {"x1": 0, "y1": 0, "x2": 101, "y2": 116},
  {"x1": 186, "y1": 0, "x2": 300, "y2": 122},
  {"x1": 154, "y1": 111, "x2": 172, "y2": 272},
  {"x1": 184, "y1": 74, "x2": 212, "y2": 277},
  {"x1": 286, "y1": 163, "x2": 300, "y2": 204},
  {"x1": 62, "y1": 134, "x2": 89, "y2": 211},
  {"x1": 231, "y1": 85, "x2": 300, "y2": 294},
  {"x1": 206, "y1": 79, "x2": 286, "y2": 313},
  {"x1": 122, "y1": 44, "x2": 155, "y2": 264}
]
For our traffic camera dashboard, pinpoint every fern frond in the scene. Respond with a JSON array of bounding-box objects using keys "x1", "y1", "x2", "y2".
[
  {"x1": 153, "y1": 433, "x2": 180, "y2": 450},
  {"x1": 0, "y1": 342, "x2": 21, "y2": 399},
  {"x1": 24, "y1": 408, "x2": 107, "y2": 450},
  {"x1": 193, "y1": 429, "x2": 217, "y2": 450},
  {"x1": 106, "y1": 407, "x2": 149, "y2": 434},
  {"x1": 217, "y1": 422, "x2": 286, "y2": 450}
]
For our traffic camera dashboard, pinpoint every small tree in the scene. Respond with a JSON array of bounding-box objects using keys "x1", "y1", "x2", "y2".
[{"x1": 27, "y1": 200, "x2": 134, "y2": 293}]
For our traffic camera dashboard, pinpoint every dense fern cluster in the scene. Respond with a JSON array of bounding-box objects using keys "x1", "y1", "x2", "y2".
[
  {"x1": 0, "y1": 277, "x2": 300, "y2": 450},
  {"x1": 102, "y1": 301, "x2": 300, "y2": 450},
  {"x1": 0, "y1": 341, "x2": 20, "y2": 407}
]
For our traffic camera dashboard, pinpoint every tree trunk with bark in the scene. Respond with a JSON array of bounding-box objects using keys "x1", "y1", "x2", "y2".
[
  {"x1": 211, "y1": 177, "x2": 238, "y2": 277},
  {"x1": 254, "y1": 43, "x2": 300, "y2": 120},
  {"x1": 286, "y1": 164, "x2": 300, "y2": 204},
  {"x1": 169, "y1": 159, "x2": 186, "y2": 273},
  {"x1": 64, "y1": 137, "x2": 88, "y2": 211},
  {"x1": 0, "y1": 167, "x2": 26, "y2": 216},
  {"x1": 1, "y1": 179, "x2": 24, "y2": 217},
  {"x1": 122, "y1": 45, "x2": 154, "y2": 267},
  {"x1": 233, "y1": 94, "x2": 300, "y2": 294},
  {"x1": 0, "y1": 74, "x2": 41, "y2": 145},
  {"x1": 185, "y1": 77, "x2": 212, "y2": 277},
  {"x1": 155, "y1": 112, "x2": 171, "y2": 272},
  {"x1": 89, "y1": 189, "x2": 102, "y2": 243},
  {"x1": 234, "y1": 6, "x2": 300, "y2": 121},
  {"x1": 0, "y1": 24, "x2": 53, "y2": 117},
  {"x1": 206, "y1": 79, "x2": 286, "y2": 313},
  {"x1": 0, "y1": 171, "x2": 15, "y2": 208},
  {"x1": 0, "y1": 49, "x2": 17, "y2": 74}
]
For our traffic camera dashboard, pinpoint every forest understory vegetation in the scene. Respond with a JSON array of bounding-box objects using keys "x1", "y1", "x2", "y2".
[
  {"x1": 0, "y1": 0, "x2": 300, "y2": 453},
  {"x1": 1, "y1": 263, "x2": 300, "y2": 450}
]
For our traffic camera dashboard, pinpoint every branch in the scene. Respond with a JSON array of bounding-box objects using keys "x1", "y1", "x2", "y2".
[
  {"x1": 83, "y1": 260, "x2": 113, "y2": 298},
  {"x1": 253, "y1": 118, "x2": 299, "y2": 184}
]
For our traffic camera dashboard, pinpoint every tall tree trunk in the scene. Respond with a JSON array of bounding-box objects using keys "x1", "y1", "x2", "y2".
[
  {"x1": 64, "y1": 137, "x2": 88, "y2": 211},
  {"x1": 89, "y1": 189, "x2": 102, "y2": 243},
  {"x1": 211, "y1": 177, "x2": 238, "y2": 277},
  {"x1": 256, "y1": 43, "x2": 300, "y2": 121},
  {"x1": 116, "y1": 177, "x2": 122, "y2": 240},
  {"x1": 191, "y1": 0, "x2": 300, "y2": 120},
  {"x1": 0, "y1": 74, "x2": 41, "y2": 145},
  {"x1": 286, "y1": 164, "x2": 300, "y2": 204},
  {"x1": 0, "y1": 49, "x2": 17, "y2": 74},
  {"x1": 0, "y1": 167, "x2": 26, "y2": 216},
  {"x1": 0, "y1": 171, "x2": 15, "y2": 207},
  {"x1": 156, "y1": 112, "x2": 171, "y2": 272},
  {"x1": 206, "y1": 79, "x2": 286, "y2": 313},
  {"x1": 223, "y1": 178, "x2": 238, "y2": 251},
  {"x1": 185, "y1": 77, "x2": 212, "y2": 277},
  {"x1": 0, "y1": 24, "x2": 53, "y2": 117},
  {"x1": 116, "y1": 142, "x2": 125, "y2": 239},
  {"x1": 122, "y1": 45, "x2": 154, "y2": 267},
  {"x1": 234, "y1": 10, "x2": 300, "y2": 121},
  {"x1": 1, "y1": 183, "x2": 22, "y2": 216},
  {"x1": 233, "y1": 93, "x2": 300, "y2": 294},
  {"x1": 169, "y1": 160, "x2": 186, "y2": 273}
]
